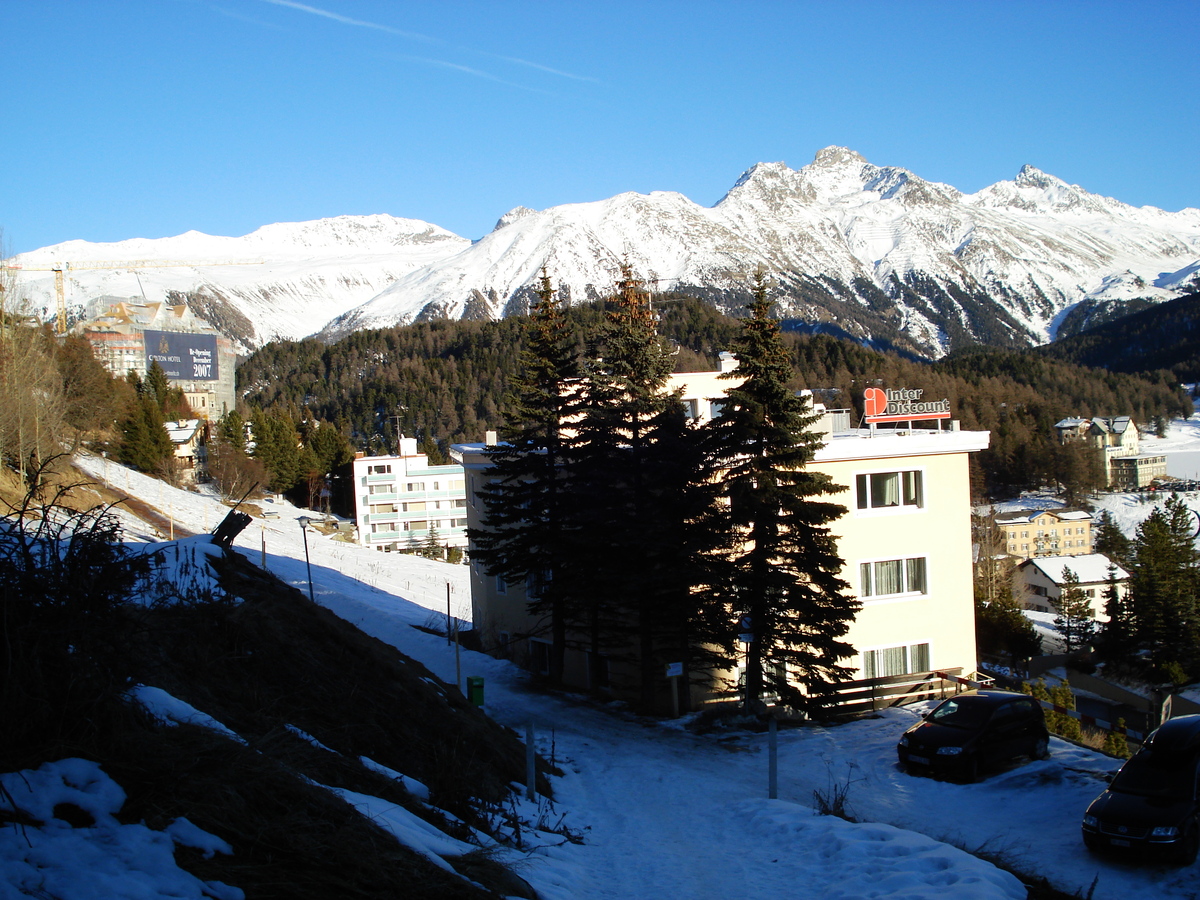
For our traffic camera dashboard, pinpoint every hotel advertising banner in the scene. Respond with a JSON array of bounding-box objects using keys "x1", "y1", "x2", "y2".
[{"x1": 144, "y1": 330, "x2": 219, "y2": 382}]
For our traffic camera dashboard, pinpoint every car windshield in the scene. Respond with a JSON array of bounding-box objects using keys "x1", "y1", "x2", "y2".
[
  {"x1": 926, "y1": 697, "x2": 993, "y2": 729},
  {"x1": 1111, "y1": 749, "x2": 1196, "y2": 798}
]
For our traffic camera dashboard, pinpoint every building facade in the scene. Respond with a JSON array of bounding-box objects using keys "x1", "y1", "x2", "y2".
[
  {"x1": 1013, "y1": 553, "x2": 1129, "y2": 621},
  {"x1": 1109, "y1": 454, "x2": 1168, "y2": 491},
  {"x1": 994, "y1": 508, "x2": 1094, "y2": 559},
  {"x1": 1053, "y1": 416, "x2": 1160, "y2": 488},
  {"x1": 78, "y1": 298, "x2": 237, "y2": 419},
  {"x1": 454, "y1": 364, "x2": 989, "y2": 711},
  {"x1": 352, "y1": 438, "x2": 468, "y2": 552}
]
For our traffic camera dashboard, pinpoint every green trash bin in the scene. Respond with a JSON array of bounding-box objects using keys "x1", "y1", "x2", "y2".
[{"x1": 466, "y1": 676, "x2": 484, "y2": 707}]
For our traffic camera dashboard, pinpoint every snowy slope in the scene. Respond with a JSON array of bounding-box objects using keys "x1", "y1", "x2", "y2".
[
  {"x1": 39, "y1": 446, "x2": 1199, "y2": 899},
  {"x1": 322, "y1": 147, "x2": 1200, "y2": 355},
  {"x1": 9, "y1": 215, "x2": 468, "y2": 349}
]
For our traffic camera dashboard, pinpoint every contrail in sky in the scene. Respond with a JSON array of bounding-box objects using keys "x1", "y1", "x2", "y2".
[{"x1": 257, "y1": 0, "x2": 598, "y2": 84}]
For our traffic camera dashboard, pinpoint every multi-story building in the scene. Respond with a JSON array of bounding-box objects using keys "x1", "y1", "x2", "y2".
[
  {"x1": 454, "y1": 363, "x2": 989, "y2": 711},
  {"x1": 1054, "y1": 415, "x2": 1161, "y2": 488},
  {"x1": 352, "y1": 438, "x2": 469, "y2": 553},
  {"x1": 78, "y1": 298, "x2": 236, "y2": 419},
  {"x1": 994, "y1": 508, "x2": 1094, "y2": 559},
  {"x1": 1013, "y1": 553, "x2": 1129, "y2": 621},
  {"x1": 1109, "y1": 454, "x2": 1168, "y2": 491}
]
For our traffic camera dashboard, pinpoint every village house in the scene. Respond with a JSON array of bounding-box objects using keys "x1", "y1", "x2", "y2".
[
  {"x1": 453, "y1": 360, "x2": 989, "y2": 713},
  {"x1": 994, "y1": 507, "x2": 1094, "y2": 559},
  {"x1": 352, "y1": 438, "x2": 469, "y2": 553},
  {"x1": 165, "y1": 419, "x2": 206, "y2": 483},
  {"x1": 1053, "y1": 415, "x2": 1165, "y2": 489},
  {"x1": 1013, "y1": 553, "x2": 1129, "y2": 621}
]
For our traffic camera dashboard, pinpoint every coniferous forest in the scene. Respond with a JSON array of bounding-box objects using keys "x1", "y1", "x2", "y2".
[{"x1": 236, "y1": 294, "x2": 1192, "y2": 499}]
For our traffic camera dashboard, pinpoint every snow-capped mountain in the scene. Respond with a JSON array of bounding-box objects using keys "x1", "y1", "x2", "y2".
[
  {"x1": 322, "y1": 147, "x2": 1200, "y2": 356},
  {"x1": 11, "y1": 148, "x2": 1200, "y2": 358},
  {"x1": 9, "y1": 215, "x2": 468, "y2": 351}
]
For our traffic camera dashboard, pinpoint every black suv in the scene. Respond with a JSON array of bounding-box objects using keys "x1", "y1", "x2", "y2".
[
  {"x1": 1082, "y1": 714, "x2": 1200, "y2": 865},
  {"x1": 897, "y1": 690, "x2": 1050, "y2": 782}
]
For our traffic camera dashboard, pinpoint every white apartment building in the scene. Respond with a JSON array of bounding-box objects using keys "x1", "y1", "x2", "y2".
[
  {"x1": 353, "y1": 437, "x2": 468, "y2": 552},
  {"x1": 454, "y1": 359, "x2": 989, "y2": 711}
]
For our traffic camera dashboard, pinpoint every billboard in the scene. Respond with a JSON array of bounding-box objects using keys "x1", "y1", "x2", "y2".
[
  {"x1": 144, "y1": 330, "x2": 219, "y2": 382},
  {"x1": 864, "y1": 386, "x2": 950, "y2": 424}
]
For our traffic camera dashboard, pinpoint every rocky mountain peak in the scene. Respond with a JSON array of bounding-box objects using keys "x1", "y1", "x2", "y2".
[
  {"x1": 1014, "y1": 164, "x2": 1062, "y2": 191},
  {"x1": 811, "y1": 146, "x2": 868, "y2": 169},
  {"x1": 493, "y1": 206, "x2": 539, "y2": 232}
]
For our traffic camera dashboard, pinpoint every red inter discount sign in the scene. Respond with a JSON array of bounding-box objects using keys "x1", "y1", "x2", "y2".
[{"x1": 864, "y1": 387, "x2": 888, "y2": 418}]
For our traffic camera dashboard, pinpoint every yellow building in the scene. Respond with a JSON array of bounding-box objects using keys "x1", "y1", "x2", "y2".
[
  {"x1": 994, "y1": 508, "x2": 1094, "y2": 559},
  {"x1": 453, "y1": 362, "x2": 989, "y2": 712}
]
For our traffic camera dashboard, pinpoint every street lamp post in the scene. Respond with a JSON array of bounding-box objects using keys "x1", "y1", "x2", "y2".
[{"x1": 298, "y1": 516, "x2": 315, "y2": 602}]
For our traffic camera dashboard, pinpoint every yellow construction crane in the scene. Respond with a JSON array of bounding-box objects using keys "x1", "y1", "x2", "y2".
[{"x1": 0, "y1": 258, "x2": 265, "y2": 333}]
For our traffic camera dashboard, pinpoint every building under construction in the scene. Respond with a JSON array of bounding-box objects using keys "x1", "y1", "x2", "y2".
[{"x1": 78, "y1": 297, "x2": 237, "y2": 419}]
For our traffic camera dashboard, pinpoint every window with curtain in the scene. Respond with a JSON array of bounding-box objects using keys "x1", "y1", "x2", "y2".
[
  {"x1": 862, "y1": 642, "x2": 931, "y2": 678},
  {"x1": 856, "y1": 470, "x2": 924, "y2": 510},
  {"x1": 860, "y1": 557, "x2": 929, "y2": 598}
]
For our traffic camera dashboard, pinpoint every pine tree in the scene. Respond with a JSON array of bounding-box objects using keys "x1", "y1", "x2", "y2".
[
  {"x1": 1050, "y1": 681, "x2": 1082, "y2": 742},
  {"x1": 118, "y1": 394, "x2": 173, "y2": 473},
  {"x1": 1128, "y1": 496, "x2": 1200, "y2": 671},
  {"x1": 471, "y1": 272, "x2": 582, "y2": 685},
  {"x1": 145, "y1": 359, "x2": 171, "y2": 411},
  {"x1": 251, "y1": 409, "x2": 302, "y2": 493},
  {"x1": 1097, "y1": 564, "x2": 1136, "y2": 664},
  {"x1": 1102, "y1": 719, "x2": 1131, "y2": 758},
  {"x1": 1054, "y1": 567, "x2": 1096, "y2": 654},
  {"x1": 217, "y1": 410, "x2": 247, "y2": 453},
  {"x1": 705, "y1": 273, "x2": 858, "y2": 714},
  {"x1": 1094, "y1": 510, "x2": 1132, "y2": 569},
  {"x1": 975, "y1": 594, "x2": 1041, "y2": 674},
  {"x1": 568, "y1": 266, "x2": 719, "y2": 708}
]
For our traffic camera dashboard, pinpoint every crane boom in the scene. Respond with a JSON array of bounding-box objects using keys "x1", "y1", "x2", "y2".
[{"x1": 0, "y1": 258, "x2": 264, "y2": 334}]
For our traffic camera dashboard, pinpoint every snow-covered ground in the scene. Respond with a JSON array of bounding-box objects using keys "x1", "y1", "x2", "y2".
[{"x1": 6, "y1": 438, "x2": 1200, "y2": 899}]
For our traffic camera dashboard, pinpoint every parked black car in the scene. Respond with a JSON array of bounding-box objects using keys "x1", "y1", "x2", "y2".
[
  {"x1": 897, "y1": 690, "x2": 1050, "y2": 782},
  {"x1": 1082, "y1": 714, "x2": 1200, "y2": 865}
]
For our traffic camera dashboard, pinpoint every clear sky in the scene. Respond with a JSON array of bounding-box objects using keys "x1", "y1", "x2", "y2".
[{"x1": 3, "y1": 0, "x2": 1197, "y2": 255}]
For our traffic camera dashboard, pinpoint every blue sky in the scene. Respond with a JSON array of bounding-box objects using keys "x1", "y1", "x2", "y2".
[{"x1": 4, "y1": 0, "x2": 1197, "y2": 255}]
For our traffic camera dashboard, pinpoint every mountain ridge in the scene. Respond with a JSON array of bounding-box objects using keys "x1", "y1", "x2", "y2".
[{"x1": 10, "y1": 148, "x2": 1200, "y2": 357}]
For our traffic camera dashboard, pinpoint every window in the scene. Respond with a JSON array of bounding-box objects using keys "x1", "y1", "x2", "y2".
[
  {"x1": 860, "y1": 557, "x2": 927, "y2": 598},
  {"x1": 368, "y1": 464, "x2": 392, "y2": 475},
  {"x1": 368, "y1": 484, "x2": 393, "y2": 495},
  {"x1": 496, "y1": 575, "x2": 507, "y2": 594},
  {"x1": 681, "y1": 399, "x2": 699, "y2": 420},
  {"x1": 862, "y1": 643, "x2": 930, "y2": 678},
  {"x1": 856, "y1": 470, "x2": 923, "y2": 511},
  {"x1": 406, "y1": 481, "x2": 425, "y2": 492}
]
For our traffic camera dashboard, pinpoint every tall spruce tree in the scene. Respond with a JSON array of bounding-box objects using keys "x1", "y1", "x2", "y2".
[
  {"x1": 1097, "y1": 563, "x2": 1136, "y2": 663},
  {"x1": 569, "y1": 266, "x2": 717, "y2": 708},
  {"x1": 471, "y1": 272, "x2": 582, "y2": 684},
  {"x1": 706, "y1": 274, "x2": 858, "y2": 714},
  {"x1": 1094, "y1": 510, "x2": 1132, "y2": 569},
  {"x1": 1054, "y1": 567, "x2": 1096, "y2": 654},
  {"x1": 1128, "y1": 495, "x2": 1200, "y2": 672}
]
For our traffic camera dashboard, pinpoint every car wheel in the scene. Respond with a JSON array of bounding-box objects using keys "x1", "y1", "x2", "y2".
[
  {"x1": 961, "y1": 754, "x2": 980, "y2": 784},
  {"x1": 1032, "y1": 735, "x2": 1050, "y2": 760},
  {"x1": 1176, "y1": 826, "x2": 1199, "y2": 866}
]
